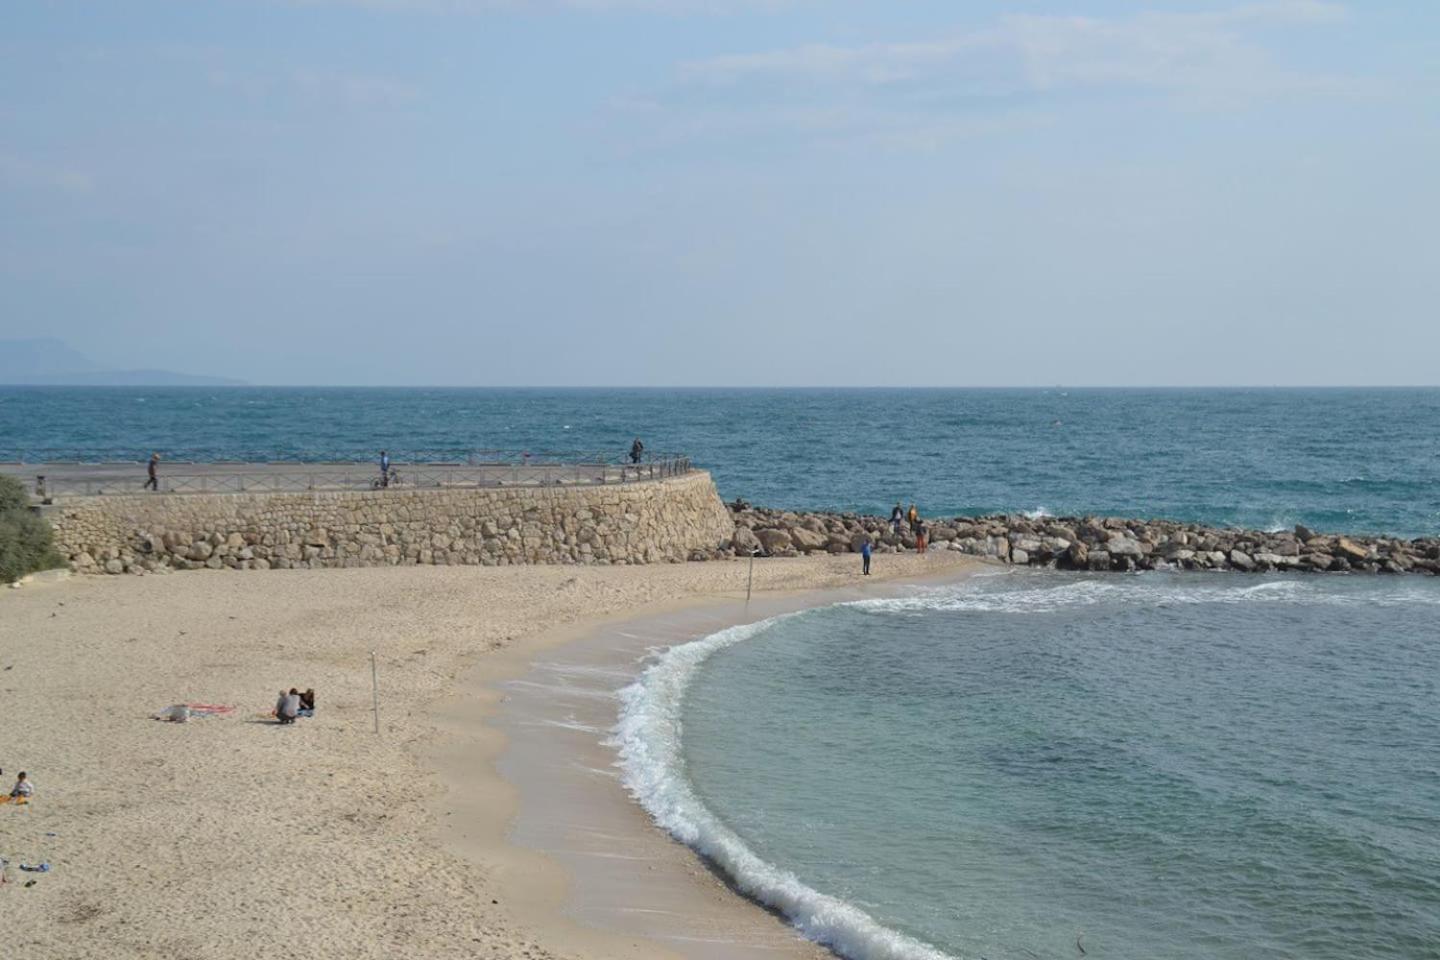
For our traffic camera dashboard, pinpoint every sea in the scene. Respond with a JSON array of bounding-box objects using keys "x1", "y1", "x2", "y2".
[
  {"x1": 6, "y1": 386, "x2": 1440, "y2": 960},
  {"x1": 3, "y1": 386, "x2": 1439, "y2": 536},
  {"x1": 618, "y1": 573, "x2": 1440, "y2": 960}
]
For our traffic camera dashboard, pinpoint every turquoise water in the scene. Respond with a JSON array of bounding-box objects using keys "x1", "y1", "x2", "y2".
[
  {"x1": 3, "y1": 386, "x2": 1439, "y2": 536},
  {"x1": 619, "y1": 573, "x2": 1440, "y2": 960}
]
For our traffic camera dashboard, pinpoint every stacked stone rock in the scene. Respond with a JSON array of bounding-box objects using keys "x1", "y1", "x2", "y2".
[
  {"x1": 729, "y1": 507, "x2": 1440, "y2": 575},
  {"x1": 49, "y1": 472, "x2": 736, "y2": 575},
  {"x1": 42, "y1": 473, "x2": 1440, "y2": 577}
]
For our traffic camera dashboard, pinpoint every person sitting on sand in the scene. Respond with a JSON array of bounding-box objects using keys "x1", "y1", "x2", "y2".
[
  {"x1": 298, "y1": 688, "x2": 316, "y2": 717},
  {"x1": 276, "y1": 690, "x2": 300, "y2": 724},
  {"x1": 9, "y1": 772, "x2": 32, "y2": 799}
]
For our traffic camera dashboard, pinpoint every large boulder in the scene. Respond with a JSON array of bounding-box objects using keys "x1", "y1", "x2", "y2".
[
  {"x1": 1229, "y1": 549, "x2": 1255, "y2": 571},
  {"x1": 1335, "y1": 538, "x2": 1369, "y2": 562},
  {"x1": 800, "y1": 516, "x2": 827, "y2": 535},
  {"x1": 789, "y1": 526, "x2": 827, "y2": 553},
  {"x1": 731, "y1": 526, "x2": 761, "y2": 555},
  {"x1": 1106, "y1": 536, "x2": 1143, "y2": 558},
  {"x1": 1043, "y1": 523, "x2": 1078, "y2": 542},
  {"x1": 1012, "y1": 536, "x2": 1043, "y2": 556},
  {"x1": 754, "y1": 528, "x2": 795, "y2": 555}
]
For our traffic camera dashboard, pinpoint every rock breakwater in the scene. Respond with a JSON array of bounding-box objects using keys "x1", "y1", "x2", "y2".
[{"x1": 729, "y1": 505, "x2": 1440, "y2": 575}]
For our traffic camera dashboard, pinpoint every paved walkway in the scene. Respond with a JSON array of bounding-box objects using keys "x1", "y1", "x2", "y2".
[{"x1": 3, "y1": 460, "x2": 684, "y2": 497}]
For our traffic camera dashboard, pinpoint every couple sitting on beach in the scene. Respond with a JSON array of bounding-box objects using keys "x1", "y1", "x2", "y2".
[
  {"x1": 275, "y1": 688, "x2": 316, "y2": 724},
  {"x1": 0, "y1": 771, "x2": 33, "y2": 805}
]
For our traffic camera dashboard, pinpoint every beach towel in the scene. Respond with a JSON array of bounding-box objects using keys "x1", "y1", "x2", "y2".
[
  {"x1": 183, "y1": 703, "x2": 235, "y2": 716},
  {"x1": 154, "y1": 702, "x2": 236, "y2": 721}
]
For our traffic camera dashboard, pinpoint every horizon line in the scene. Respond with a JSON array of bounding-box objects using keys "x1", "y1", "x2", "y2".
[{"x1": 4, "y1": 383, "x2": 1440, "y2": 391}]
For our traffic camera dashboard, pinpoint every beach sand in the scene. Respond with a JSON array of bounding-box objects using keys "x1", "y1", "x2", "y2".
[{"x1": 2, "y1": 552, "x2": 976, "y2": 959}]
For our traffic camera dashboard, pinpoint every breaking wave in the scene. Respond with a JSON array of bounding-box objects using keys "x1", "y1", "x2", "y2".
[{"x1": 614, "y1": 613, "x2": 958, "y2": 960}]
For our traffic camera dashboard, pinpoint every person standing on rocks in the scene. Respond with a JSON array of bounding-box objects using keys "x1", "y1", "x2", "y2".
[
  {"x1": 907, "y1": 503, "x2": 919, "y2": 533},
  {"x1": 890, "y1": 503, "x2": 904, "y2": 536},
  {"x1": 143, "y1": 453, "x2": 160, "y2": 492},
  {"x1": 861, "y1": 537, "x2": 872, "y2": 575}
]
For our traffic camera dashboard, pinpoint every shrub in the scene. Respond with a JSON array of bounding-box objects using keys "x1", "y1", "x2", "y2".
[
  {"x1": 0, "y1": 476, "x2": 63, "y2": 583},
  {"x1": 0, "y1": 474, "x2": 27, "y2": 513}
]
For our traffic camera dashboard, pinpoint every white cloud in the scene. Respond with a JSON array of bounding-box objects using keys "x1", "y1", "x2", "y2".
[{"x1": 680, "y1": 1, "x2": 1354, "y2": 99}]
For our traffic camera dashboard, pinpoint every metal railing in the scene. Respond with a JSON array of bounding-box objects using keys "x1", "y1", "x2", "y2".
[
  {"x1": 2, "y1": 448, "x2": 677, "y2": 466},
  {"x1": 15, "y1": 454, "x2": 694, "y2": 499}
]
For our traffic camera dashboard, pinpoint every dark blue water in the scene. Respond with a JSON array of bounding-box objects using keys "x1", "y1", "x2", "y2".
[{"x1": 3, "y1": 387, "x2": 1438, "y2": 536}]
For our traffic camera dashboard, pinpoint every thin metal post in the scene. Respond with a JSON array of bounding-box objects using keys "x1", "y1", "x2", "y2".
[
  {"x1": 746, "y1": 549, "x2": 756, "y2": 605},
  {"x1": 370, "y1": 651, "x2": 380, "y2": 735}
]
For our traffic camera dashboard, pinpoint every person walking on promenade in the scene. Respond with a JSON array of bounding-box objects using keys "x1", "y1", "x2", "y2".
[
  {"x1": 629, "y1": 438, "x2": 645, "y2": 465},
  {"x1": 379, "y1": 450, "x2": 391, "y2": 488},
  {"x1": 143, "y1": 453, "x2": 160, "y2": 492},
  {"x1": 890, "y1": 503, "x2": 904, "y2": 536},
  {"x1": 861, "y1": 537, "x2": 872, "y2": 575}
]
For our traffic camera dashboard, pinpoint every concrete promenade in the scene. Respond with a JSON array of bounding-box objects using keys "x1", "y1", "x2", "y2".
[{"x1": 4, "y1": 457, "x2": 691, "y2": 498}]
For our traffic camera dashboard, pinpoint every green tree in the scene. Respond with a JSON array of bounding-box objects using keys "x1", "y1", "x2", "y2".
[{"x1": 0, "y1": 474, "x2": 63, "y2": 582}]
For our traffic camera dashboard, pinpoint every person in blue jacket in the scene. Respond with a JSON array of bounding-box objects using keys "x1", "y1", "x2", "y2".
[{"x1": 861, "y1": 537, "x2": 872, "y2": 575}]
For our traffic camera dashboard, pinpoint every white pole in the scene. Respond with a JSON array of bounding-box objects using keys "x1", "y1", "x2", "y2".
[
  {"x1": 370, "y1": 651, "x2": 380, "y2": 735},
  {"x1": 746, "y1": 549, "x2": 756, "y2": 605}
]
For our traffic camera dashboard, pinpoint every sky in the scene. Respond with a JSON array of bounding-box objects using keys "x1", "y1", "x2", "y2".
[{"x1": 2, "y1": 0, "x2": 1437, "y2": 386}]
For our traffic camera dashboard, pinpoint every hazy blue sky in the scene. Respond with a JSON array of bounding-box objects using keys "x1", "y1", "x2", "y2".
[{"x1": 2, "y1": 1, "x2": 1436, "y2": 386}]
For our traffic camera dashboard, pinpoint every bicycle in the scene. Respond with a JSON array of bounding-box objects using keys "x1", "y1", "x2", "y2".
[{"x1": 370, "y1": 469, "x2": 402, "y2": 490}]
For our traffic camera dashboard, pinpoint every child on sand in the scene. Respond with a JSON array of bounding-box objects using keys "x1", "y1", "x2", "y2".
[{"x1": 9, "y1": 772, "x2": 32, "y2": 799}]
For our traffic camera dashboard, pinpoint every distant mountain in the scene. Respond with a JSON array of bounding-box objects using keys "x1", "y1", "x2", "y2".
[{"x1": 0, "y1": 338, "x2": 245, "y2": 386}]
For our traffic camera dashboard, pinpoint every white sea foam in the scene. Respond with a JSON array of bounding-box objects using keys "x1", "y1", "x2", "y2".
[
  {"x1": 849, "y1": 573, "x2": 1440, "y2": 616},
  {"x1": 1022, "y1": 506, "x2": 1052, "y2": 519},
  {"x1": 613, "y1": 614, "x2": 959, "y2": 960}
]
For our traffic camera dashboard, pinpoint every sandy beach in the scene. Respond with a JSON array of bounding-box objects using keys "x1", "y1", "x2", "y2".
[{"x1": 3, "y1": 552, "x2": 977, "y2": 959}]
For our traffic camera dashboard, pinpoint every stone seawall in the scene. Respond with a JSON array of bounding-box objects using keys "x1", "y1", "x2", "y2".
[{"x1": 48, "y1": 471, "x2": 735, "y2": 575}]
